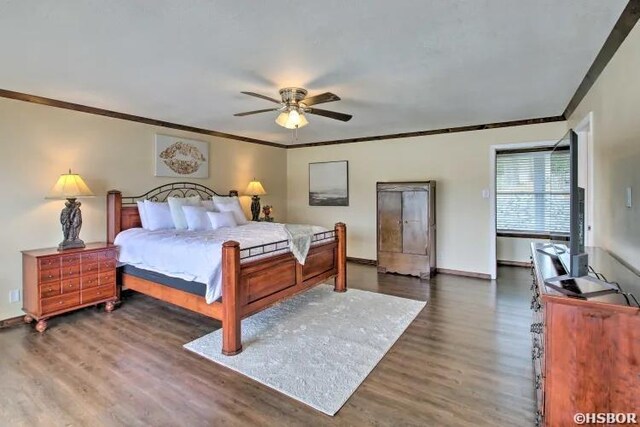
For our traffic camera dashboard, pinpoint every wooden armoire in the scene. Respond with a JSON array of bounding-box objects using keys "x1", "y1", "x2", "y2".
[{"x1": 377, "y1": 181, "x2": 436, "y2": 279}]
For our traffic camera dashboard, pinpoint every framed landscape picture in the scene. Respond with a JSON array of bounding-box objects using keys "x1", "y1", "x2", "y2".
[
  {"x1": 309, "y1": 161, "x2": 349, "y2": 206},
  {"x1": 155, "y1": 134, "x2": 209, "y2": 178}
]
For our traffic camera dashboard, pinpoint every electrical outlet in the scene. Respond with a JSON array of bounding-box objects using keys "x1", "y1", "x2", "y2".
[
  {"x1": 9, "y1": 289, "x2": 21, "y2": 304},
  {"x1": 626, "y1": 187, "x2": 632, "y2": 208}
]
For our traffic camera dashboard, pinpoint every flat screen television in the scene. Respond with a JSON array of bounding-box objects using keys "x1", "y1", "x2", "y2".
[{"x1": 549, "y1": 129, "x2": 588, "y2": 278}]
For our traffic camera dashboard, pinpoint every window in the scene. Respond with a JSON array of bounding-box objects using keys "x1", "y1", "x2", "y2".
[{"x1": 496, "y1": 147, "x2": 570, "y2": 236}]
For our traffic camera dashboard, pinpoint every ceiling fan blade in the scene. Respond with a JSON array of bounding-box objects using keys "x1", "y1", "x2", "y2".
[
  {"x1": 240, "y1": 91, "x2": 281, "y2": 104},
  {"x1": 233, "y1": 108, "x2": 279, "y2": 117},
  {"x1": 302, "y1": 92, "x2": 341, "y2": 106},
  {"x1": 306, "y1": 108, "x2": 352, "y2": 122}
]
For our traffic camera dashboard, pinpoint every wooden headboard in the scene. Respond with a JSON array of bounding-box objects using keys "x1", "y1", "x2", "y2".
[{"x1": 106, "y1": 182, "x2": 238, "y2": 243}]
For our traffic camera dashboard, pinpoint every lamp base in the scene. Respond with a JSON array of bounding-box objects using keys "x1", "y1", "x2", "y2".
[
  {"x1": 250, "y1": 195, "x2": 261, "y2": 222},
  {"x1": 57, "y1": 198, "x2": 85, "y2": 251},
  {"x1": 58, "y1": 239, "x2": 86, "y2": 251}
]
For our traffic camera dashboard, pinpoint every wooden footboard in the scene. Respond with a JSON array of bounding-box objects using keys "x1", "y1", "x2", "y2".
[
  {"x1": 221, "y1": 223, "x2": 347, "y2": 355},
  {"x1": 106, "y1": 185, "x2": 347, "y2": 356}
]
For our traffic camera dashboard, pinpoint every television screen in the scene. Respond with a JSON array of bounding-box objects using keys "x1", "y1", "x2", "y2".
[{"x1": 548, "y1": 130, "x2": 588, "y2": 277}]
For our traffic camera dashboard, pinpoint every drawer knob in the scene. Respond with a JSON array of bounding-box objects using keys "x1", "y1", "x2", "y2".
[
  {"x1": 58, "y1": 301, "x2": 63, "y2": 305},
  {"x1": 47, "y1": 274, "x2": 53, "y2": 279}
]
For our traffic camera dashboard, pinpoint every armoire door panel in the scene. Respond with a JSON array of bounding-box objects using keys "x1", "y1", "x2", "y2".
[
  {"x1": 402, "y1": 191, "x2": 428, "y2": 255},
  {"x1": 378, "y1": 191, "x2": 402, "y2": 253}
]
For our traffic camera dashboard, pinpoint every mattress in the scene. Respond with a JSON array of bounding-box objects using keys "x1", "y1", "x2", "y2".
[
  {"x1": 121, "y1": 264, "x2": 207, "y2": 297},
  {"x1": 114, "y1": 222, "x2": 329, "y2": 304}
]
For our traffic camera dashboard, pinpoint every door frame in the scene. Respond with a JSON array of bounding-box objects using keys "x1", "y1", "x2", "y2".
[
  {"x1": 488, "y1": 140, "x2": 559, "y2": 280},
  {"x1": 488, "y1": 120, "x2": 595, "y2": 279},
  {"x1": 574, "y1": 112, "x2": 595, "y2": 247}
]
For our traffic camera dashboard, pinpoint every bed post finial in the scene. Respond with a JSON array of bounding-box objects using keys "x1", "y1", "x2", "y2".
[
  {"x1": 222, "y1": 240, "x2": 242, "y2": 356},
  {"x1": 334, "y1": 223, "x2": 347, "y2": 293},
  {"x1": 107, "y1": 190, "x2": 122, "y2": 244}
]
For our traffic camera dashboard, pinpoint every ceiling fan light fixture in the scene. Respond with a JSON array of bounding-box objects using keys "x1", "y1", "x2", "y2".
[{"x1": 275, "y1": 109, "x2": 308, "y2": 129}]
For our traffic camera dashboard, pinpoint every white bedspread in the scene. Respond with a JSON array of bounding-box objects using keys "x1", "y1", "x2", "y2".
[{"x1": 114, "y1": 222, "x2": 327, "y2": 304}]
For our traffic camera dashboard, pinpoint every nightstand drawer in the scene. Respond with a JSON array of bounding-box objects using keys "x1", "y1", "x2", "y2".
[
  {"x1": 61, "y1": 254, "x2": 80, "y2": 267},
  {"x1": 38, "y1": 256, "x2": 60, "y2": 270},
  {"x1": 61, "y1": 277, "x2": 81, "y2": 294},
  {"x1": 81, "y1": 284, "x2": 115, "y2": 304},
  {"x1": 99, "y1": 271, "x2": 116, "y2": 286},
  {"x1": 39, "y1": 282, "x2": 61, "y2": 298},
  {"x1": 82, "y1": 274, "x2": 99, "y2": 289},
  {"x1": 60, "y1": 264, "x2": 80, "y2": 279},
  {"x1": 41, "y1": 292, "x2": 80, "y2": 315},
  {"x1": 99, "y1": 259, "x2": 116, "y2": 271},
  {"x1": 39, "y1": 267, "x2": 60, "y2": 284},
  {"x1": 82, "y1": 262, "x2": 99, "y2": 275}
]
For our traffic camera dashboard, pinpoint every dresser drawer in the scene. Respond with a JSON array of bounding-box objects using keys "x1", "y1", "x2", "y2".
[
  {"x1": 61, "y1": 254, "x2": 80, "y2": 267},
  {"x1": 60, "y1": 264, "x2": 81, "y2": 279},
  {"x1": 81, "y1": 252, "x2": 99, "y2": 263},
  {"x1": 41, "y1": 292, "x2": 80, "y2": 315},
  {"x1": 61, "y1": 277, "x2": 81, "y2": 294},
  {"x1": 82, "y1": 262, "x2": 99, "y2": 275},
  {"x1": 82, "y1": 274, "x2": 99, "y2": 289},
  {"x1": 99, "y1": 271, "x2": 116, "y2": 286},
  {"x1": 100, "y1": 250, "x2": 117, "y2": 260},
  {"x1": 81, "y1": 284, "x2": 115, "y2": 304},
  {"x1": 38, "y1": 256, "x2": 60, "y2": 270},
  {"x1": 39, "y1": 267, "x2": 60, "y2": 284},
  {"x1": 39, "y1": 281, "x2": 61, "y2": 298},
  {"x1": 99, "y1": 258, "x2": 116, "y2": 271}
]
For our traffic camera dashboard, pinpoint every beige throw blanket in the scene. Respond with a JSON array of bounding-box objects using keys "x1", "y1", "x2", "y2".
[{"x1": 284, "y1": 224, "x2": 315, "y2": 265}]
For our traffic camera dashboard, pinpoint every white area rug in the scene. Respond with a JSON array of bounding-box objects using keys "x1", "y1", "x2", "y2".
[{"x1": 184, "y1": 285, "x2": 426, "y2": 416}]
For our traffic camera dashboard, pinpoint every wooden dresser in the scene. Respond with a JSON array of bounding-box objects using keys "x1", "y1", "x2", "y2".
[
  {"x1": 22, "y1": 242, "x2": 118, "y2": 332},
  {"x1": 530, "y1": 243, "x2": 640, "y2": 426},
  {"x1": 377, "y1": 181, "x2": 436, "y2": 278}
]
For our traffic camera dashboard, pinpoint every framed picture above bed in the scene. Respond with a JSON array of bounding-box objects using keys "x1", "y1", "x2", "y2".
[
  {"x1": 309, "y1": 160, "x2": 349, "y2": 206},
  {"x1": 155, "y1": 134, "x2": 209, "y2": 178}
]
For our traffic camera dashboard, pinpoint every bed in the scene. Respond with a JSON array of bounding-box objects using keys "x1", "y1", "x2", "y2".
[{"x1": 106, "y1": 182, "x2": 347, "y2": 356}]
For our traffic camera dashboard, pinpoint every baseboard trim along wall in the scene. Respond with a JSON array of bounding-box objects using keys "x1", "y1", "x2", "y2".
[
  {"x1": 346, "y1": 257, "x2": 378, "y2": 266},
  {"x1": 497, "y1": 260, "x2": 532, "y2": 268},
  {"x1": 346, "y1": 258, "x2": 492, "y2": 279},
  {"x1": 436, "y1": 268, "x2": 492, "y2": 280},
  {"x1": 0, "y1": 315, "x2": 25, "y2": 329}
]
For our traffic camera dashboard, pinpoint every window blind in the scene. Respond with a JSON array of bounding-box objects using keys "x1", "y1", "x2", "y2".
[{"x1": 496, "y1": 148, "x2": 570, "y2": 234}]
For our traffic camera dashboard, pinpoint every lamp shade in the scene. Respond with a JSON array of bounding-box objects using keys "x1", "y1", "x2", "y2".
[
  {"x1": 245, "y1": 180, "x2": 266, "y2": 196},
  {"x1": 46, "y1": 171, "x2": 95, "y2": 200},
  {"x1": 275, "y1": 110, "x2": 309, "y2": 129}
]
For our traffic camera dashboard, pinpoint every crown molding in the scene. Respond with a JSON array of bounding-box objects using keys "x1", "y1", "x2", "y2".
[
  {"x1": 285, "y1": 116, "x2": 566, "y2": 149},
  {"x1": 0, "y1": 89, "x2": 286, "y2": 148},
  {"x1": 563, "y1": 0, "x2": 640, "y2": 119}
]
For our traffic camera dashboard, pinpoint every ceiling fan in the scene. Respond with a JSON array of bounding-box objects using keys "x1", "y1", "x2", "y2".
[{"x1": 234, "y1": 87, "x2": 352, "y2": 129}]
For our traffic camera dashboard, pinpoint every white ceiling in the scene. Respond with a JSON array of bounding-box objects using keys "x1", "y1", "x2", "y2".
[{"x1": 0, "y1": 1, "x2": 628, "y2": 145}]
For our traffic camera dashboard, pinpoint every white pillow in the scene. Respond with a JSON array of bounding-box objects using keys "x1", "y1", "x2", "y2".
[
  {"x1": 143, "y1": 201, "x2": 174, "y2": 231},
  {"x1": 207, "y1": 211, "x2": 238, "y2": 230},
  {"x1": 167, "y1": 195, "x2": 202, "y2": 230},
  {"x1": 182, "y1": 205, "x2": 213, "y2": 231},
  {"x1": 136, "y1": 201, "x2": 149, "y2": 229},
  {"x1": 201, "y1": 199, "x2": 218, "y2": 212},
  {"x1": 212, "y1": 196, "x2": 248, "y2": 225}
]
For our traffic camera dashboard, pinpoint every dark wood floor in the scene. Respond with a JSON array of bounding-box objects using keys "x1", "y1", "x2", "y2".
[{"x1": 0, "y1": 264, "x2": 535, "y2": 426}]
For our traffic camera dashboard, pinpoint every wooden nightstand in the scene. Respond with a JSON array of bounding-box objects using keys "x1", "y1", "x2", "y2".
[{"x1": 21, "y1": 242, "x2": 118, "y2": 332}]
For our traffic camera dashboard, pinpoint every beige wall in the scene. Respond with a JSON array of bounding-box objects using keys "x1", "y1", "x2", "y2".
[
  {"x1": 286, "y1": 121, "x2": 567, "y2": 275},
  {"x1": 497, "y1": 237, "x2": 547, "y2": 264},
  {"x1": 0, "y1": 98, "x2": 287, "y2": 320},
  {"x1": 568, "y1": 22, "x2": 640, "y2": 271}
]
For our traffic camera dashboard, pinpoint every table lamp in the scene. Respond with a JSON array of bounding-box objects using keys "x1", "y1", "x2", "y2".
[
  {"x1": 46, "y1": 170, "x2": 95, "y2": 250},
  {"x1": 245, "y1": 179, "x2": 266, "y2": 221}
]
